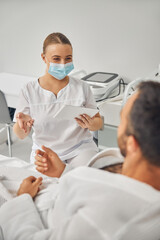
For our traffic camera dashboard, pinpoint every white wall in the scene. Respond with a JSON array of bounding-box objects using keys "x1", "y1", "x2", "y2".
[
  {"x1": 0, "y1": 8, "x2": 4, "y2": 73},
  {"x1": 0, "y1": 0, "x2": 160, "y2": 81}
]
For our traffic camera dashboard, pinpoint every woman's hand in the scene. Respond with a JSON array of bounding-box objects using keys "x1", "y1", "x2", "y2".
[
  {"x1": 35, "y1": 145, "x2": 66, "y2": 178},
  {"x1": 75, "y1": 113, "x2": 103, "y2": 131},
  {"x1": 16, "y1": 112, "x2": 34, "y2": 133},
  {"x1": 17, "y1": 176, "x2": 43, "y2": 198},
  {"x1": 75, "y1": 114, "x2": 95, "y2": 129}
]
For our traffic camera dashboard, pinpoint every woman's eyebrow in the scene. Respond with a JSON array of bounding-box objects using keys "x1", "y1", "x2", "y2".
[
  {"x1": 52, "y1": 55, "x2": 72, "y2": 57},
  {"x1": 52, "y1": 55, "x2": 60, "y2": 57}
]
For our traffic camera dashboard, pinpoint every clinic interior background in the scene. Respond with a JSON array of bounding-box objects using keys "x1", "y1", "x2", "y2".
[{"x1": 0, "y1": 0, "x2": 160, "y2": 82}]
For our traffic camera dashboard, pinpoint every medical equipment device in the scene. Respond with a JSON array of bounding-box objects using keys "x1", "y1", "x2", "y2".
[
  {"x1": 122, "y1": 63, "x2": 160, "y2": 106},
  {"x1": 81, "y1": 72, "x2": 123, "y2": 102}
]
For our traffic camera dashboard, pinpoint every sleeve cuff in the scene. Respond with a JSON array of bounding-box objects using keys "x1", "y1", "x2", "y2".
[
  {"x1": 0, "y1": 194, "x2": 33, "y2": 224},
  {"x1": 61, "y1": 163, "x2": 73, "y2": 177}
]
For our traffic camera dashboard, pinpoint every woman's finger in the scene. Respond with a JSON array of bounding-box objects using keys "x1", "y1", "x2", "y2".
[
  {"x1": 17, "y1": 119, "x2": 25, "y2": 130},
  {"x1": 16, "y1": 112, "x2": 24, "y2": 119},
  {"x1": 16, "y1": 113, "x2": 26, "y2": 129},
  {"x1": 26, "y1": 118, "x2": 34, "y2": 127},
  {"x1": 75, "y1": 117, "x2": 83, "y2": 124},
  {"x1": 29, "y1": 119, "x2": 34, "y2": 125},
  {"x1": 27, "y1": 122, "x2": 32, "y2": 128},
  {"x1": 80, "y1": 115, "x2": 89, "y2": 124},
  {"x1": 23, "y1": 121, "x2": 28, "y2": 133},
  {"x1": 82, "y1": 114, "x2": 91, "y2": 122},
  {"x1": 75, "y1": 118, "x2": 86, "y2": 128}
]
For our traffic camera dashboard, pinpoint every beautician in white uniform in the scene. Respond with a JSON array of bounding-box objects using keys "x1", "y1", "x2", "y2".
[{"x1": 13, "y1": 32, "x2": 103, "y2": 165}]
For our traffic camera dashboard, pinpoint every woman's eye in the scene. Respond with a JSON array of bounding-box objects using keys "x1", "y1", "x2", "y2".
[
  {"x1": 66, "y1": 57, "x2": 72, "y2": 61},
  {"x1": 53, "y1": 58, "x2": 60, "y2": 61}
]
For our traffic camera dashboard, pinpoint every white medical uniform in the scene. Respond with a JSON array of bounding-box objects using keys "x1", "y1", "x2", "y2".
[{"x1": 14, "y1": 77, "x2": 98, "y2": 163}]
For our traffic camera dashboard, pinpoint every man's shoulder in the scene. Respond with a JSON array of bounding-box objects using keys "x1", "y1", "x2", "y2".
[
  {"x1": 61, "y1": 148, "x2": 123, "y2": 187},
  {"x1": 62, "y1": 166, "x2": 116, "y2": 186}
]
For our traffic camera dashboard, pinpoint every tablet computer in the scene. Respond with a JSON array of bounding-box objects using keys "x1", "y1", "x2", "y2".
[{"x1": 53, "y1": 105, "x2": 99, "y2": 120}]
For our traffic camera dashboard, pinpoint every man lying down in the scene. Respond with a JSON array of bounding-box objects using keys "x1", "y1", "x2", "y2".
[{"x1": 1, "y1": 81, "x2": 160, "y2": 240}]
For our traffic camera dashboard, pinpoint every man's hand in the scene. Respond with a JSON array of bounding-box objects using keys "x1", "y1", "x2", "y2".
[
  {"x1": 35, "y1": 145, "x2": 66, "y2": 178},
  {"x1": 16, "y1": 112, "x2": 34, "y2": 133},
  {"x1": 17, "y1": 176, "x2": 43, "y2": 198}
]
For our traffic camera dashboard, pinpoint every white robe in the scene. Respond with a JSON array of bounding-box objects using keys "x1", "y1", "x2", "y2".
[
  {"x1": 0, "y1": 149, "x2": 160, "y2": 240},
  {"x1": 1, "y1": 170, "x2": 160, "y2": 239}
]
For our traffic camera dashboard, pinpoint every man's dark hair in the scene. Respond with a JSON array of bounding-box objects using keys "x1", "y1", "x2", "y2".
[{"x1": 127, "y1": 81, "x2": 160, "y2": 166}]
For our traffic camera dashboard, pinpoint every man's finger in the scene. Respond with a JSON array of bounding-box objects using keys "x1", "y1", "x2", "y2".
[
  {"x1": 25, "y1": 176, "x2": 37, "y2": 182},
  {"x1": 42, "y1": 145, "x2": 54, "y2": 155},
  {"x1": 35, "y1": 160, "x2": 48, "y2": 168},
  {"x1": 36, "y1": 149, "x2": 43, "y2": 155},
  {"x1": 36, "y1": 166, "x2": 47, "y2": 173},
  {"x1": 33, "y1": 177, "x2": 43, "y2": 186},
  {"x1": 35, "y1": 154, "x2": 47, "y2": 162},
  {"x1": 35, "y1": 149, "x2": 46, "y2": 158}
]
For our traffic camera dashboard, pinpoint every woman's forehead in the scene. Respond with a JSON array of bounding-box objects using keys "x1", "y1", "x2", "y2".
[{"x1": 45, "y1": 44, "x2": 72, "y2": 55}]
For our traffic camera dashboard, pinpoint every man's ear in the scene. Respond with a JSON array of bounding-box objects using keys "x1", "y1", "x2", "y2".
[{"x1": 126, "y1": 135, "x2": 139, "y2": 154}]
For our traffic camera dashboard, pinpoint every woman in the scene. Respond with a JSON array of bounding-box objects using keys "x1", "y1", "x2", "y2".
[{"x1": 13, "y1": 32, "x2": 103, "y2": 166}]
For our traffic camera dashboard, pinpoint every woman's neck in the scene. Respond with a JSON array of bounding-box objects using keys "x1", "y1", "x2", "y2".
[{"x1": 38, "y1": 73, "x2": 69, "y2": 95}]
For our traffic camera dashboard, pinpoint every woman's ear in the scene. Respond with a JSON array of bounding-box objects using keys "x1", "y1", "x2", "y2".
[{"x1": 41, "y1": 53, "x2": 46, "y2": 63}]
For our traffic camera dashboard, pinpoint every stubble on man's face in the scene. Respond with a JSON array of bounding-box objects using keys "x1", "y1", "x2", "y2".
[{"x1": 117, "y1": 93, "x2": 138, "y2": 157}]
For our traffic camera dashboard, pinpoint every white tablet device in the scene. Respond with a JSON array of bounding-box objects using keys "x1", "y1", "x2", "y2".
[{"x1": 53, "y1": 105, "x2": 99, "y2": 120}]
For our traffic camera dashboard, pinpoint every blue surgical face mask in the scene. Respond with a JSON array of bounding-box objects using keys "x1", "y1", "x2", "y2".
[{"x1": 48, "y1": 62, "x2": 74, "y2": 80}]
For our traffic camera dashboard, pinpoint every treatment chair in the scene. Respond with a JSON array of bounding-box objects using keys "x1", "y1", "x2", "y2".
[{"x1": 0, "y1": 90, "x2": 13, "y2": 157}]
